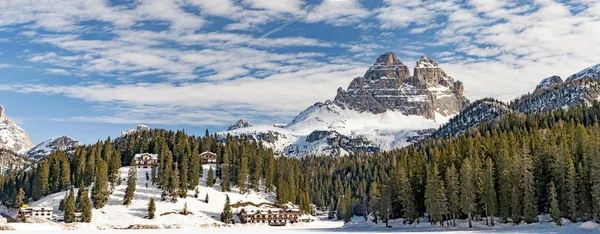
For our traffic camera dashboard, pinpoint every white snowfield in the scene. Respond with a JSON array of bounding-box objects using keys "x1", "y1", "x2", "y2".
[
  {"x1": 223, "y1": 101, "x2": 451, "y2": 157},
  {"x1": 13, "y1": 165, "x2": 279, "y2": 229}
]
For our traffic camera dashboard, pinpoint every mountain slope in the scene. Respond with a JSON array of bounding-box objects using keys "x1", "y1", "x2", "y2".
[
  {"x1": 26, "y1": 136, "x2": 81, "y2": 161},
  {"x1": 222, "y1": 52, "x2": 468, "y2": 157},
  {"x1": 0, "y1": 105, "x2": 34, "y2": 155},
  {"x1": 434, "y1": 64, "x2": 600, "y2": 138}
]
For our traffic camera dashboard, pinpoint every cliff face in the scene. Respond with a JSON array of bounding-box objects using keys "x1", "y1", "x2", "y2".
[
  {"x1": 334, "y1": 52, "x2": 469, "y2": 119},
  {"x1": 0, "y1": 105, "x2": 34, "y2": 154}
]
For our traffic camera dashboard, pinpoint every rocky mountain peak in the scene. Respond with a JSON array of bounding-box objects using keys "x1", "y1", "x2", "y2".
[
  {"x1": 0, "y1": 105, "x2": 34, "y2": 154},
  {"x1": 334, "y1": 52, "x2": 469, "y2": 119},
  {"x1": 566, "y1": 64, "x2": 600, "y2": 81},
  {"x1": 228, "y1": 119, "x2": 252, "y2": 131},
  {"x1": 26, "y1": 136, "x2": 81, "y2": 161},
  {"x1": 535, "y1": 75, "x2": 563, "y2": 91},
  {"x1": 416, "y1": 55, "x2": 439, "y2": 68},
  {"x1": 363, "y1": 52, "x2": 411, "y2": 81}
]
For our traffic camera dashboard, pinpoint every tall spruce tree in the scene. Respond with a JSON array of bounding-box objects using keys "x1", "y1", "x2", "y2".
[
  {"x1": 397, "y1": 166, "x2": 418, "y2": 224},
  {"x1": 91, "y1": 159, "x2": 109, "y2": 209},
  {"x1": 484, "y1": 157, "x2": 497, "y2": 226},
  {"x1": 238, "y1": 154, "x2": 248, "y2": 194},
  {"x1": 81, "y1": 189, "x2": 92, "y2": 222},
  {"x1": 549, "y1": 182, "x2": 561, "y2": 225},
  {"x1": 14, "y1": 188, "x2": 25, "y2": 209},
  {"x1": 460, "y1": 158, "x2": 476, "y2": 228},
  {"x1": 425, "y1": 164, "x2": 448, "y2": 226},
  {"x1": 32, "y1": 161, "x2": 50, "y2": 200},
  {"x1": 148, "y1": 197, "x2": 156, "y2": 219},
  {"x1": 207, "y1": 166, "x2": 215, "y2": 187},
  {"x1": 64, "y1": 188, "x2": 76, "y2": 223},
  {"x1": 123, "y1": 159, "x2": 137, "y2": 205},
  {"x1": 220, "y1": 195, "x2": 232, "y2": 224},
  {"x1": 521, "y1": 141, "x2": 537, "y2": 224},
  {"x1": 445, "y1": 164, "x2": 460, "y2": 226}
]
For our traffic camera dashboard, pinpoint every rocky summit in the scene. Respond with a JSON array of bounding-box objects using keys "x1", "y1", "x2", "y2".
[
  {"x1": 223, "y1": 52, "x2": 469, "y2": 157},
  {"x1": 334, "y1": 52, "x2": 469, "y2": 119},
  {"x1": 227, "y1": 119, "x2": 252, "y2": 131},
  {"x1": 0, "y1": 105, "x2": 34, "y2": 154}
]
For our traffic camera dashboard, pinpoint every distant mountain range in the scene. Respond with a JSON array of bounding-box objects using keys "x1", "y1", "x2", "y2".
[
  {"x1": 221, "y1": 52, "x2": 600, "y2": 157},
  {"x1": 2, "y1": 52, "x2": 600, "y2": 161}
]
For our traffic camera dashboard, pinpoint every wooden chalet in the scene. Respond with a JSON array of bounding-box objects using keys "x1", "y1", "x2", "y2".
[
  {"x1": 199, "y1": 151, "x2": 217, "y2": 164},
  {"x1": 18, "y1": 205, "x2": 54, "y2": 222},
  {"x1": 134, "y1": 153, "x2": 158, "y2": 168}
]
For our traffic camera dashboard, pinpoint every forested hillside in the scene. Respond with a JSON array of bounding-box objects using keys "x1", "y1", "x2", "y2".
[
  {"x1": 0, "y1": 129, "x2": 312, "y2": 218},
  {"x1": 302, "y1": 102, "x2": 600, "y2": 227}
]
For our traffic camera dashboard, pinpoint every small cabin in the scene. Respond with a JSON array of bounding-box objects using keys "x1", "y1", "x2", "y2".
[
  {"x1": 18, "y1": 205, "x2": 54, "y2": 222},
  {"x1": 134, "y1": 153, "x2": 159, "y2": 168},
  {"x1": 199, "y1": 151, "x2": 217, "y2": 164}
]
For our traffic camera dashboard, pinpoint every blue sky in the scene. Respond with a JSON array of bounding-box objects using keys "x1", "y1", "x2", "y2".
[{"x1": 0, "y1": 0, "x2": 599, "y2": 144}]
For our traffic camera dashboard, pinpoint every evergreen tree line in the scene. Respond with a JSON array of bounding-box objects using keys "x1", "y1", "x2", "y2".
[
  {"x1": 302, "y1": 102, "x2": 600, "y2": 227},
  {"x1": 0, "y1": 128, "x2": 312, "y2": 220}
]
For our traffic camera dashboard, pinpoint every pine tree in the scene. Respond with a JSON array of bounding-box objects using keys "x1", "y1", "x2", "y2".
[
  {"x1": 81, "y1": 189, "x2": 92, "y2": 222},
  {"x1": 75, "y1": 180, "x2": 85, "y2": 212},
  {"x1": 238, "y1": 154, "x2": 248, "y2": 194},
  {"x1": 91, "y1": 159, "x2": 109, "y2": 209},
  {"x1": 179, "y1": 156, "x2": 189, "y2": 198},
  {"x1": 64, "y1": 188, "x2": 76, "y2": 223},
  {"x1": 169, "y1": 163, "x2": 180, "y2": 202},
  {"x1": 549, "y1": 182, "x2": 561, "y2": 225},
  {"x1": 565, "y1": 157, "x2": 577, "y2": 221},
  {"x1": 14, "y1": 188, "x2": 25, "y2": 209},
  {"x1": 123, "y1": 159, "x2": 137, "y2": 205},
  {"x1": 369, "y1": 182, "x2": 380, "y2": 223},
  {"x1": 398, "y1": 167, "x2": 418, "y2": 224},
  {"x1": 148, "y1": 197, "x2": 156, "y2": 219},
  {"x1": 220, "y1": 195, "x2": 232, "y2": 224},
  {"x1": 194, "y1": 187, "x2": 199, "y2": 198},
  {"x1": 32, "y1": 161, "x2": 50, "y2": 200},
  {"x1": 207, "y1": 166, "x2": 215, "y2": 187},
  {"x1": 205, "y1": 193, "x2": 209, "y2": 203},
  {"x1": 425, "y1": 164, "x2": 448, "y2": 226},
  {"x1": 328, "y1": 201, "x2": 334, "y2": 220},
  {"x1": 221, "y1": 147, "x2": 231, "y2": 192},
  {"x1": 484, "y1": 157, "x2": 497, "y2": 226},
  {"x1": 521, "y1": 142, "x2": 537, "y2": 224},
  {"x1": 445, "y1": 165, "x2": 459, "y2": 226},
  {"x1": 460, "y1": 158, "x2": 476, "y2": 228}
]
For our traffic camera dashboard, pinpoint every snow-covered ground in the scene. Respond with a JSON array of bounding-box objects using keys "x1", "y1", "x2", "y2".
[
  {"x1": 223, "y1": 101, "x2": 452, "y2": 157},
  {"x1": 4, "y1": 165, "x2": 600, "y2": 233},
  {"x1": 5, "y1": 216, "x2": 600, "y2": 233},
  {"x1": 2, "y1": 165, "x2": 288, "y2": 229}
]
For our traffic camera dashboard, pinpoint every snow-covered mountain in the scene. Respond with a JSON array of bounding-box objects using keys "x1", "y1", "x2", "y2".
[
  {"x1": 0, "y1": 105, "x2": 34, "y2": 155},
  {"x1": 121, "y1": 124, "x2": 151, "y2": 137},
  {"x1": 26, "y1": 136, "x2": 81, "y2": 161},
  {"x1": 227, "y1": 119, "x2": 252, "y2": 131},
  {"x1": 433, "y1": 99, "x2": 512, "y2": 138},
  {"x1": 434, "y1": 64, "x2": 600, "y2": 138},
  {"x1": 222, "y1": 52, "x2": 469, "y2": 157}
]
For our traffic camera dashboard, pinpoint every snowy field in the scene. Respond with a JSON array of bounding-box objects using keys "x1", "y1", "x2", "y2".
[
  {"x1": 6, "y1": 218, "x2": 600, "y2": 234},
  {"x1": 3, "y1": 165, "x2": 600, "y2": 233}
]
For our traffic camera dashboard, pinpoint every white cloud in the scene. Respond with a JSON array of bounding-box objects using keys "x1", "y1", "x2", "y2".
[{"x1": 305, "y1": 0, "x2": 370, "y2": 26}]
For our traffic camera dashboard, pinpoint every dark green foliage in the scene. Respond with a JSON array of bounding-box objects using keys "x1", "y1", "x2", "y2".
[
  {"x1": 64, "y1": 188, "x2": 75, "y2": 223},
  {"x1": 549, "y1": 182, "x2": 561, "y2": 225},
  {"x1": 80, "y1": 189, "x2": 92, "y2": 222},
  {"x1": 207, "y1": 166, "x2": 215, "y2": 187},
  {"x1": 91, "y1": 159, "x2": 109, "y2": 209},
  {"x1": 148, "y1": 197, "x2": 156, "y2": 219},
  {"x1": 123, "y1": 159, "x2": 137, "y2": 205},
  {"x1": 205, "y1": 193, "x2": 209, "y2": 203},
  {"x1": 220, "y1": 195, "x2": 232, "y2": 224}
]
